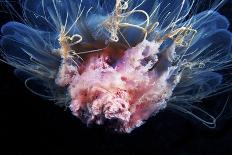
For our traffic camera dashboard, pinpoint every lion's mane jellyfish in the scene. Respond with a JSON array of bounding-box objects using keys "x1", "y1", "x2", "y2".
[{"x1": 1, "y1": 0, "x2": 232, "y2": 133}]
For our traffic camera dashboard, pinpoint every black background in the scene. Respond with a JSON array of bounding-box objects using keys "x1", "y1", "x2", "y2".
[{"x1": 0, "y1": 1, "x2": 232, "y2": 154}]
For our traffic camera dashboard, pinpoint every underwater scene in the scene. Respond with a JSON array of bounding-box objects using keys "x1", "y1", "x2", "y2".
[{"x1": 0, "y1": 0, "x2": 232, "y2": 154}]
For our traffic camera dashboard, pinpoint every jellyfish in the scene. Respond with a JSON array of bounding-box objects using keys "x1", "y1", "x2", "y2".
[{"x1": 0, "y1": 0, "x2": 232, "y2": 133}]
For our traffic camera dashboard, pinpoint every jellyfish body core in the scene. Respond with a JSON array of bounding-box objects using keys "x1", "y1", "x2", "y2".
[
  {"x1": 56, "y1": 39, "x2": 180, "y2": 132},
  {"x1": 1, "y1": 0, "x2": 232, "y2": 133}
]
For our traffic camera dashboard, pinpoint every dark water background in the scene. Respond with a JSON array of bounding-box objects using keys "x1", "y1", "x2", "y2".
[{"x1": 0, "y1": 0, "x2": 232, "y2": 154}]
